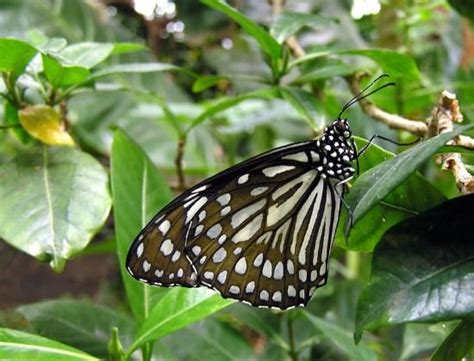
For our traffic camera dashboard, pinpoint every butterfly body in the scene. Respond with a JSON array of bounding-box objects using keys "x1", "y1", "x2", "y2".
[{"x1": 126, "y1": 118, "x2": 356, "y2": 309}]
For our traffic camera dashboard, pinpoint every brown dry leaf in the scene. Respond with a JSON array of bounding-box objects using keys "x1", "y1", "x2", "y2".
[{"x1": 19, "y1": 105, "x2": 75, "y2": 146}]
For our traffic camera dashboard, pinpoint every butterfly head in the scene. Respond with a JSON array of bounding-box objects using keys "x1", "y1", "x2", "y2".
[{"x1": 333, "y1": 118, "x2": 352, "y2": 139}]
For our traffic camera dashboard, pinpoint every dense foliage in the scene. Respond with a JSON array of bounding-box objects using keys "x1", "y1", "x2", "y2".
[{"x1": 0, "y1": 1, "x2": 473, "y2": 360}]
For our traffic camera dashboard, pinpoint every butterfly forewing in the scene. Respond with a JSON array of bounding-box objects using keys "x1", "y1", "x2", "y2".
[{"x1": 127, "y1": 128, "x2": 352, "y2": 309}]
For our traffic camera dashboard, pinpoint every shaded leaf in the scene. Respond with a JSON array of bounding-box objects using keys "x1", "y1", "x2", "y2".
[
  {"x1": 201, "y1": 0, "x2": 281, "y2": 61},
  {"x1": 19, "y1": 105, "x2": 75, "y2": 146},
  {"x1": 4, "y1": 101, "x2": 31, "y2": 144},
  {"x1": 0, "y1": 146, "x2": 111, "y2": 271},
  {"x1": 0, "y1": 327, "x2": 99, "y2": 360},
  {"x1": 431, "y1": 320, "x2": 474, "y2": 361},
  {"x1": 17, "y1": 300, "x2": 135, "y2": 358},
  {"x1": 111, "y1": 129, "x2": 173, "y2": 323},
  {"x1": 60, "y1": 42, "x2": 114, "y2": 69},
  {"x1": 347, "y1": 124, "x2": 474, "y2": 226},
  {"x1": 338, "y1": 137, "x2": 446, "y2": 252},
  {"x1": 270, "y1": 11, "x2": 335, "y2": 43},
  {"x1": 129, "y1": 288, "x2": 233, "y2": 355},
  {"x1": 304, "y1": 312, "x2": 377, "y2": 361},
  {"x1": 290, "y1": 48, "x2": 420, "y2": 82},
  {"x1": 279, "y1": 86, "x2": 324, "y2": 129},
  {"x1": 192, "y1": 75, "x2": 228, "y2": 93},
  {"x1": 355, "y1": 194, "x2": 474, "y2": 342}
]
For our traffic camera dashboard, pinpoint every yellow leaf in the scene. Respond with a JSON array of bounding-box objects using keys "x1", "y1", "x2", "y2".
[{"x1": 19, "y1": 105, "x2": 75, "y2": 146}]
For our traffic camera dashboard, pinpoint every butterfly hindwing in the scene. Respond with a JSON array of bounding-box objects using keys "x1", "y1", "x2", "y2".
[{"x1": 126, "y1": 139, "x2": 344, "y2": 309}]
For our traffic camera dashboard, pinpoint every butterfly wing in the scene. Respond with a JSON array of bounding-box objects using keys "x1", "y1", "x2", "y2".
[{"x1": 126, "y1": 140, "x2": 343, "y2": 309}]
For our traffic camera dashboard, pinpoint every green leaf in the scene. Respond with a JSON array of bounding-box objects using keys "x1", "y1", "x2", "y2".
[
  {"x1": 187, "y1": 87, "x2": 279, "y2": 131},
  {"x1": 4, "y1": 101, "x2": 31, "y2": 144},
  {"x1": 128, "y1": 288, "x2": 233, "y2": 356},
  {"x1": 111, "y1": 129, "x2": 173, "y2": 323},
  {"x1": 431, "y1": 320, "x2": 474, "y2": 361},
  {"x1": 290, "y1": 48, "x2": 420, "y2": 82},
  {"x1": 347, "y1": 124, "x2": 474, "y2": 226},
  {"x1": 42, "y1": 54, "x2": 90, "y2": 88},
  {"x1": 111, "y1": 42, "x2": 146, "y2": 55},
  {"x1": 60, "y1": 42, "x2": 115, "y2": 69},
  {"x1": 338, "y1": 137, "x2": 446, "y2": 252},
  {"x1": 270, "y1": 11, "x2": 335, "y2": 43},
  {"x1": 279, "y1": 86, "x2": 324, "y2": 129},
  {"x1": 0, "y1": 327, "x2": 99, "y2": 360},
  {"x1": 201, "y1": 0, "x2": 281, "y2": 61},
  {"x1": 292, "y1": 62, "x2": 362, "y2": 84},
  {"x1": 0, "y1": 146, "x2": 111, "y2": 271},
  {"x1": 17, "y1": 300, "x2": 135, "y2": 359},
  {"x1": 355, "y1": 194, "x2": 474, "y2": 342},
  {"x1": 192, "y1": 75, "x2": 228, "y2": 93},
  {"x1": 0, "y1": 38, "x2": 38, "y2": 83},
  {"x1": 303, "y1": 312, "x2": 377, "y2": 361},
  {"x1": 90, "y1": 62, "x2": 194, "y2": 82}
]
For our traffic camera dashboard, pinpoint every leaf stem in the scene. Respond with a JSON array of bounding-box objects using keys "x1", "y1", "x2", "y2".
[{"x1": 175, "y1": 136, "x2": 187, "y2": 191}]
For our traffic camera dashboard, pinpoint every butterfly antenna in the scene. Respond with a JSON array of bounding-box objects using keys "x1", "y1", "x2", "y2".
[{"x1": 338, "y1": 74, "x2": 395, "y2": 119}]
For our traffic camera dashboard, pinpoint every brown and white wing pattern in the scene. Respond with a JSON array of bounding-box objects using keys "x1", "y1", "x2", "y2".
[{"x1": 126, "y1": 140, "x2": 343, "y2": 310}]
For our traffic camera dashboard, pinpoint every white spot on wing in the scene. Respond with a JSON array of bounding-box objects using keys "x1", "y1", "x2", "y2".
[
  {"x1": 250, "y1": 187, "x2": 268, "y2": 196},
  {"x1": 299, "y1": 269, "x2": 307, "y2": 282},
  {"x1": 262, "y1": 165, "x2": 295, "y2": 177},
  {"x1": 136, "y1": 242, "x2": 144, "y2": 258},
  {"x1": 287, "y1": 259, "x2": 294, "y2": 275},
  {"x1": 186, "y1": 197, "x2": 207, "y2": 223},
  {"x1": 194, "y1": 224, "x2": 204, "y2": 236},
  {"x1": 154, "y1": 269, "x2": 163, "y2": 277},
  {"x1": 207, "y1": 223, "x2": 222, "y2": 239},
  {"x1": 216, "y1": 193, "x2": 231, "y2": 206},
  {"x1": 235, "y1": 258, "x2": 247, "y2": 275},
  {"x1": 160, "y1": 239, "x2": 173, "y2": 256},
  {"x1": 229, "y1": 285, "x2": 240, "y2": 294},
  {"x1": 231, "y1": 199, "x2": 266, "y2": 229},
  {"x1": 282, "y1": 152, "x2": 307, "y2": 162},
  {"x1": 171, "y1": 250, "x2": 181, "y2": 262},
  {"x1": 192, "y1": 185, "x2": 207, "y2": 193},
  {"x1": 260, "y1": 290, "x2": 269, "y2": 301},
  {"x1": 220, "y1": 206, "x2": 231, "y2": 216},
  {"x1": 217, "y1": 270, "x2": 228, "y2": 284},
  {"x1": 253, "y1": 253, "x2": 263, "y2": 267},
  {"x1": 288, "y1": 285, "x2": 296, "y2": 297},
  {"x1": 142, "y1": 260, "x2": 151, "y2": 272},
  {"x1": 272, "y1": 291, "x2": 282, "y2": 302},
  {"x1": 204, "y1": 271, "x2": 214, "y2": 280},
  {"x1": 245, "y1": 281, "x2": 255, "y2": 293},
  {"x1": 212, "y1": 247, "x2": 227, "y2": 263},
  {"x1": 159, "y1": 220, "x2": 171, "y2": 235},
  {"x1": 273, "y1": 261, "x2": 284, "y2": 280},
  {"x1": 262, "y1": 260, "x2": 272, "y2": 278},
  {"x1": 237, "y1": 174, "x2": 249, "y2": 184},
  {"x1": 192, "y1": 245, "x2": 201, "y2": 256},
  {"x1": 232, "y1": 213, "x2": 263, "y2": 243}
]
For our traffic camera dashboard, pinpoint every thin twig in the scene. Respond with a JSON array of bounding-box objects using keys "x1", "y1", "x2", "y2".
[{"x1": 174, "y1": 136, "x2": 186, "y2": 191}]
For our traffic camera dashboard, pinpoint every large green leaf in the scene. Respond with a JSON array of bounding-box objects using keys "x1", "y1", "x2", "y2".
[
  {"x1": 347, "y1": 124, "x2": 474, "y2": 226},
  {"x1": 290, "y1": 48, "x2": 420, "y2": 82},
  {"x1": 338, "y1": 137, "x2": 446, "y2": 252},
  {"x1": 111, "y1": 129, "x2": 173, "y2": 323},
  {"x1": 17, "y1": 300, "x2": 135, "y2": 358},
  {"x1": 304, "y1": 312, "x2": 377, "y2": 361},
  {"x1": 431, "y1": 320, "x2": 474, "y2": 361},
  {"x1": 0, "y1": 38, "x2": 38, "y2": 82},
  {"x1": 128, "y1": 288, "x2": 233, "y2": 356},
  {"x1": 270, "y1": 11, "x2": 335, "y2": 43},
  {"x1": 0, "y1": 146, "x2": 111, "y2": 271},
  {"x1": 0, "y1": 328, "x2": 99, "y2": 360},
  {"x1": 201, "y1": 0, "x2": 282, "y2": 61},
  {"x1": 355, "y1": 194, "x2": 474, "y2": 342}
]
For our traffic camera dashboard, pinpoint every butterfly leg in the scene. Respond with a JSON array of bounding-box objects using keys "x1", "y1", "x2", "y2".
[
  {"x1": 332, "y1": 179, "x2": 354, "y2": 240},
  {"x1": 357, "y1": 134, "x2": 420, "y2": 157}
]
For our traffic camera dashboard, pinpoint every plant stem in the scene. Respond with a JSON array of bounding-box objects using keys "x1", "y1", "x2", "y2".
[{"x1": 287, "y1": 315, "x2": 299, "y2": 361}]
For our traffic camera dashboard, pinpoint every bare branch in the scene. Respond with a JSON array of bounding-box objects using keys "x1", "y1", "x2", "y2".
[{"x1": 431, "y1": 90, "x2": 474, "y2": 194}]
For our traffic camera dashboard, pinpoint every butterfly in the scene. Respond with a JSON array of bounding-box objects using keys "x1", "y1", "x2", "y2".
[{"x1": 126, "y1": 75, "x2": 394, "y2": 310}]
